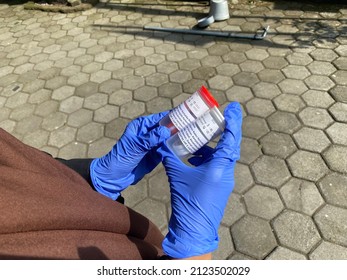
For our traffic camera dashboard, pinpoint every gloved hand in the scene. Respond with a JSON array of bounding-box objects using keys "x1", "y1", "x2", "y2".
[
  {"x1": 90, "y1": 112, "x2": 171, "y2": 200},
  {"x1": 158, "y1": 102, "x2": 242, "y2": 259}
]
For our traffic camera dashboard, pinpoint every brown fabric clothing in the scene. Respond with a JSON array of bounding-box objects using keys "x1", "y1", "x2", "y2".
[{"x1": 0, "y1": 128, "x2": 164, "y2": 259}]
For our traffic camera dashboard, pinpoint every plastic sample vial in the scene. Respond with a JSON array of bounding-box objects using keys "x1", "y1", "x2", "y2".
[
  {"x1": 160, "y1": 86, "x2": 219, "y2": 135},
  {"x1": 166, "y1": 106, "x2": 225, "y2": 159}
]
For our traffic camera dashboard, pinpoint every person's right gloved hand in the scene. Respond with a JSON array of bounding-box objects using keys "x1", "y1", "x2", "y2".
[{"x1": 158, "y1": 102, "x2": 242, "y2": 259}]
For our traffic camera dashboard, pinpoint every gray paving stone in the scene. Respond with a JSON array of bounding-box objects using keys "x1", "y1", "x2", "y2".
[
  {"x1": 288, "y1": 150, "x2": 329, "y2": 182},
  {"x1": 104, "y1": 117, "x2": 128, "y2": 141},
  {"x1": 245, "y1": 98, "x2": 275, "y2": 118},
  {"x1": 5, "y1": 92, "x2": 28, "y2": 109},
  {"x1": 99, "y1": 79, "x2": 122, "y2": 95},
  {"x1": 278, "y1": 79, "x2": 308, "y2": 95},
  {"x1": 251, "y1": 155, "x2": 291, "y2": 188},
  {"x1": 41, "y1": 111, "x2": 67, "y2": 132},
  {"x1": 239, "y1": 60, "x2": 264, "y2": 73},
  {"x1": 146, "y1": 96, "x2": 172, "y2": 114},
  {"x1": 48, "y1": 125, "x2": 76, "y2": 148},
  {"x1": 260, "y1": 131, "x2": 297, "y2": 158},
  {"x1": 251, "y1": 82, "x2": 281, "y2": 100},
  {"x1": 233, "y1": 162, "x2": 254, "y2": 194},
  {"x1": 282, "y1": 65, "x2": 311, "y2": 79},
  {"x1": 222, "y1": 192, "x2": 246, "y2": 226},
  {"x1": 310, "y1": 48, "x2": 338, "y2": 62},
  {"x1": 35, "y1": 100, "x2": 59, "y2": 117},
  {"x1": 59, "y1": 96, "x2": 83, "y2": 114},
  {"x1": 9, "y1": 103, "x2": 35, "y2": 121},
  {"x1": 192, "y1": 66, "x2": 216, "y2": 80},
  {"x1": 22, "y1": 129, "x2": 49, "y2": 149},
  {"x1": 319, "y1": 173, "x2": 347, "y2": 208},
  {"x1": 242, "y1": 115, "x2": 269, "y2": 139},
  {"x1": 273, "y1": 210, "x2": 321, "y2": 254},
  {"x1": 266, "y1": 247, "x2": 307, "y2": 260},
  {"x1": 293, "y1": 127, "x2": 331, "y2": 153},
  {"x1": 75, "y1": 82, "x2": 98, "y2": 98},
  {"x1": 148, "y1": 168, "x2": 170, "y2": 203},
  {"x1": 299, "y1": 107, "x2": 333, "y2": 129},
  {"x1": 323, "y1": 145, "x2": 347, "y2": 173},
  {"x1": 94, "y1": 104, "x2": 119, "y2": 123},
  {"x1": 226, "y1": 85, "x2": 253, "y2": 103},
  {"x1": 156, "y1": 61, "x2": 178, "y2": 75},
  {"x1": 67, "y1": 109, "x2": 92, "y2": 128},
  {"x1": 280, "y1": 178, "x2": 324, "y2": 215},
  {"x1": 120, "y1": 100, "x2": 145, "y2": 119},
  {"x1": 267, "y1": 111, "x2": 301, "y2": 134},
  {"x1": 331, "y1": 70, "x2": 347, "y2": 86},
  {"x1": 232, "y1": 72, "x2": 259, "y2": 87},
  {"x1": 231, "y1": 215, "x2": 277, "y2": 259},
  {"x1": 263, "y1": 56, "x2": 288, "y2": 69},
  {"x1": 109, "y1": 89, "x2": 133, "y2": 106},
  {"x1": 213, "y1": 225, "x2": 235, "y2": 260},
  {"x1": 314, "y1": 205, "x2": 347, "y2": 247},
  {"x1": 58, "y1": 141, "x2": 87, "y2": 159},
  {"x1": 333, "y1": 57, "x2": 347, "y2": 70},
  {"x1": 329, "y1": 102, "x2": 347, "y2": 123},
  {"x1": 302, "y1": 89, "x2": 335, "y2": 108},
  {"x1": 122, "y1": 179, "x2": 148, "y2": 208},
  {"x1": 273, "y1": 94, "x2": 305, "y2": 113},
  {"x1": 286, "y1": 52, "x2": 313, "y2": 65},
  {"x1": 310, "y1": 241, "x2": 347, "y2": 260},
  {"x1": 146, "y1": 73, "x2": 168, "y2": 87},
  {"x1": 329, "y1": 86, "x2": 347, "y2": 103},
  {"x1": 305, "y1": 75, "x2": 335, "y2": 91},
  {"x1": 76, "y1": 122, "x2": 104, "y2": 144},
  {"x1": 208, "y1": 75, "x2": 233, "y2": 91},
  {"x1": 45, "y1": 76, "x2": 67, "y2": 90},
  {"x1": 308, "y1": 61, "x2": 337, "y2": 75},
  {"x1": 239, "y1": 137, "x2": 262, "y2": 165},
  {"x1": 133, "y1": 86, "x2": 158, "y2": 102},
  {"x1": 87, "y1": 137, "x2": 115, "y2": 158},
  {"x1": 326, "y1": 123, "x2": 347, "y2": 145},
  {"x1": 244, "y1": 185, "x2": 284, "y2": 220}
]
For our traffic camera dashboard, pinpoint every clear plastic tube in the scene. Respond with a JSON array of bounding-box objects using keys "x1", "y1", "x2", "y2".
[
  {"x1": 159, "y1": 86, "x2": 219, "y2": 135},
  {"x1": 166, "y1": 107, "x2": 225, "y2": 159}
]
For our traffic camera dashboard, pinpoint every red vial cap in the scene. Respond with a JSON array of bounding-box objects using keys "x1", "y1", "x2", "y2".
[{"x1": 199, "y1": 85, "x2": 219, "y2": 108}]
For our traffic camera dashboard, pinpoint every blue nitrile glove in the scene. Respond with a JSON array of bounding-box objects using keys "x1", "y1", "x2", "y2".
[
  {"x1": 90, "y1": 112, "x2": 171, "y2": 200},
  {"x1": 158, "y1": 102, "x2": 242, "y2": 259}
]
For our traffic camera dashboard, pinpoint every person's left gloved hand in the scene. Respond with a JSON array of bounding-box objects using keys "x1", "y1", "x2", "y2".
[
  {"x1": 158, "y1": 102, "x2": 242, "y2": 259},
  {"x1": 90, "y1": 112, "x2": 171, "y2": 200}
]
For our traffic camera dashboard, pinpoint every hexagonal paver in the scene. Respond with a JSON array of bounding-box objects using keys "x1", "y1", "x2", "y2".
[
  {"x1": 319, "y1": 173, "x2": 347, "y2": 208},
  {"x1": 326, "y1": 123, "x2": 347, "y2": 145},
  {"x1": 59, "y1": 96, "x2": 83, "y2": 114},
  {"x1": 251, "y1": 155, "x2": 291, "y2": 188},
  {"x1": 245, "y1": 98, "x2": 275, "y2": 118},
  {"x1": 263, "y1": 56, "x2": 288, "y2": 69},
  {"x1": 208, "y1": 75, "x2": 233, "y2": 91},
  {"x1": 273, "y1": 210, "x2": 321, "y2": 254},
  {"x1": 231, "y1": 215, "x2": 277, "y2": 259},
  {"x1": 266, "y1": 247, "x2": 307, "y2": 260},
  {"x1": 308, "y1": 61, "x2": 337, "y2": 75},
  {"x1": 233, "y1": 162, "x2": 254, "y2": 194},
  {"x1": 94, "y1": 105, "x2": 119, "y2": 123},
  {"x1": 260, "y1": 131, "x2": 297, "y2": 158},
  {"x1": 280, "y1": 178, "x2": 324, "y2": 215},
  {"x1": 48, "y1": 126, "x2": 76, "y2": 148},
  {"x1": 75, "y1": 82, "x2": 98, "y2": 98},
  {"x1": 288, "y1": 150, "x2": 328, "y2": 181},
  {"x1": 238, "y1": 136, "x2": 262, "y2": 164},
  {"x1": 331, "y1": 70, "x2": 347, "y2": 86},
  {"x1": 302, "y1": 89, "x2": 335, "y2": 108},
  {"x1": 222, "y1": 192, "x2": 246, "y2": 226},
  {"x1": 273, "y1": 93, "x2": 305, "y2": 113},
  {"x1": 323, "y1": 145, "x2": 347, "y2": 173},
  {"x1": 314, "y1": 205, "x2": 347, "y2": 247},
  {"x1": 146, "y1": 96, "x2": 172, "y2": 114},
  {"x1": 252, "y1": 82, "x2": 281, "y2": 100},
  {"x1": 293, "y1": 127, "x2": 331, "y2": 153},
  {"x1": 299, "y1": 107, "x2": 333, "y2": 129},
  {"x1": 122, "y1": 179, "x2": 148, "y2": 208},
  {"x1": 58, "y1": 141, "x2": 87, "y2": 159},
  {"x1": 278, "y1": 79, "x2": 308, "y2": 95},
  {"x1": 258, "y1": 69, "x2": 285, "y2": 84},
  {"x1": 22, "y1": 129, "x2": 49, "y2": 149},
  {"x1": 305, "y1": 75, "x2": 335, "y2": 91},
  {"x1": 282, "y1": 65, "x2": 310, "y2": 79},
  {"x1": 213, "y1": 225, "x2": 235, "y2": 260},
  {"x1": 244, "y1": 185, "x2": 284, "y2": 220},
  {"x1": 242, "y1": 115, "x2": 269, "y2": 139},
  {"x1": 148, "y1": 169, "x2": 170, "y2": 202},
  {"x1": 310, "y1": 241, "x2": 347, "y2": 260},
  {"x1": 226, "y1": 85, "x2": 253, "y2": 103},
  {"x1": 310, "y1": 48, "x2": 338, "y2": 62},
  {"x1": 232, "y1": 72, "x2": 259, "y2": 87},
  {"x1": 329, "y1": 102, "x2": 347, "y2": 122},
  {"x1": 76, "y1": 122, "x2": 104, "y2": 144},
  {"x1": 109, "y1": 89, "x2": 133, "y2": 106},
  {"x1": 15, "y1": 115, "x2": 42, "y2": 135},
  {"x1": 267, "y1": 111, "x2": 301, "y2": 134},
  {"x1": 67, "y1": 109, "x2": 93, "y2": 128},
  {"x1": 120, "y1": 100, "x2": 145, "y2": 119}
]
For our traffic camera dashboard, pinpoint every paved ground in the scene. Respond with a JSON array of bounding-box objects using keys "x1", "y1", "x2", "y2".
[{"x1": 1, "y1": 0, "x2": 347, "y2": 259}]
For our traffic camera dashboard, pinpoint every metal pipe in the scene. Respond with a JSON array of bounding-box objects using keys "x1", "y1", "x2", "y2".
[{"x1": 143, "y1": 25, "x2": 270, "y2": 40}]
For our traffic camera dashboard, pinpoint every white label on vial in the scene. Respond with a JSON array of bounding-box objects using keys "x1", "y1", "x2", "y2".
[
  {"x1": 169, "y1": 91, "x2": 209, "y2": 131},
  {"x1": 178, "y1": 113, "x2": 220, "y2": 154}
]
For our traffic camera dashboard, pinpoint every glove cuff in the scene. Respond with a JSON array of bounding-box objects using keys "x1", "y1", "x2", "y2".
[
  {"x1": 90, "y1": 159, "x2": 133, "y2": 200},
  {"x1": 162, "y1": 227, "x2": 218, "y2": 259}
]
